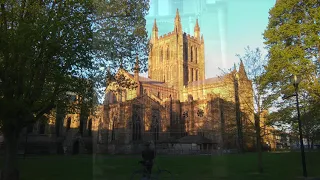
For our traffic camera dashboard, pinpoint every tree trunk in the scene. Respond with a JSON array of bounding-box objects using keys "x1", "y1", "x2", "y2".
[
  {"x1": 255, "y1": 114, "x2": 263, "y2": 173},
  {"x1": 306, "y1": 135, "x2": 310, "y2": 150},
  {"x1": 1, "y1": 132, "x2": 20, "y2": 180},
  {"x1": 256, "y1": 132, "x2": 263, "y2": 173}
]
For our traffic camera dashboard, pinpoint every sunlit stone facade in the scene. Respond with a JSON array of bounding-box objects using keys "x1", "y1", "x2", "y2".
[{"x1": 101, "y1": 10, "x2": 255, "y2": 154}]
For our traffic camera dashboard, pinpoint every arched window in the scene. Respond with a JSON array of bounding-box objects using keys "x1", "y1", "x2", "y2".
[
  {"x1": 189, "y1": 68, "x2": 191, "y2": 82},
  {"x1": 190, "y1": 46, "x2": 193, "y2": 62},
  {"x1": 132, "y1": 116, "x2": 141, "y2": 140},
  {"x1": 191, "y1": 68, "x2": 194, "y2": 81},
  {"x1": 66, "y1": 117, "x2": 71, "y2": 130},
  {"x1": 196, "y1": 69, "x2": 198, "y2": 81},
  {"x1": 167, "y1": 47, "x2": 170, "y2": 60},
  {"x1": 195, "y1": 47, "x2": 198, "y2": 63}
]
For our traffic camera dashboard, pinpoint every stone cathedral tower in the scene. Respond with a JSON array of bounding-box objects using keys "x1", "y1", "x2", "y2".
[{"x1": 148, "y1": 9, "x2": 205, "y2": 100}]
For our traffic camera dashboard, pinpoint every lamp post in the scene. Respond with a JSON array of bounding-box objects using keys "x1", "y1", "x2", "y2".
[
  {"x1": 293, "y1": 75, "x2": 307, "y2": 178},
  {"x1": 283, "y1": 75, "x2": 307, "y2": 177}
]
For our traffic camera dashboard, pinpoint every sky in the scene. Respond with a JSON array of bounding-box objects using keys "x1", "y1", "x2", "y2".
[{"x1": 143, "y1": 0, "x2": 276, "y2": 78}]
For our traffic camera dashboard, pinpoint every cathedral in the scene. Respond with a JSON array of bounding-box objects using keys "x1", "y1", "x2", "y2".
[
  {"x1": 6, "y1": 9, "x2": 258, "y2": 156},
  {"x1": 101, "y1": 10, "x2": 255, "y2": 154}
]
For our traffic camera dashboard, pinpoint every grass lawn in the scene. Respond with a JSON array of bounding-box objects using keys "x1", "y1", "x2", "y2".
[{"x1": 1, "y1": 152, "x2": 320, "y2": 180}]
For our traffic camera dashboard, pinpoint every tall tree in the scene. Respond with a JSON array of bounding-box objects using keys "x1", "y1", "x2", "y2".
[
  {"x1": 92, "y1": 0, "x2": 150, "y2": 92},
  {"x1": 0, "y1": 0, "x2": 150, "y2": 179},
  {"x1": 263, "y1": 0, "x2": 320, "y2": 156},
  {"x1": 263, "y1": 0, "x2": 320, "y2": 103},
  {"x1": 236, "y1": 46, "x2": 269, "y2": 173}
]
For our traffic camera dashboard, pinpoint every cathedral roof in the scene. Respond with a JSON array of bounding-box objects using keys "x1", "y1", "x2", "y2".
[
  {"x1": 188, "y1": 76, "x2": 224, "y2": 87},
  {"x1": 130, "y1": 74, "x2": 167, "y2": 87}
]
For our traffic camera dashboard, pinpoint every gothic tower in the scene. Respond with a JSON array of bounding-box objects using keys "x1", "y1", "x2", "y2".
[
  {"x1": 148, "y1": 9, "x2": 205, "y2": 99},
  {"x1": 183, "y1": 19, "x2": 205, "y2": 86}
]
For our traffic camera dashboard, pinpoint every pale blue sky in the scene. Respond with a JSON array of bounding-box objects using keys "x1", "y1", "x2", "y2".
[{"x1": 144, "y1": 0, "x2": 276, "y2": 78}]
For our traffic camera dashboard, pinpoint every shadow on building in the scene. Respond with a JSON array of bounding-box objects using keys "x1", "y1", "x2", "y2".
[
  {"x1": 0, "y1": 109, "x2": 100, "y2": 156},
  {"x1": 98, "y1": 93, "x2": 257, "y2": 155}
]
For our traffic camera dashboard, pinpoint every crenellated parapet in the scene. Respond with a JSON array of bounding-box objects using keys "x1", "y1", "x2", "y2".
[{"x1": 158, "y1": 31, "x2": 176, "y2": 40}]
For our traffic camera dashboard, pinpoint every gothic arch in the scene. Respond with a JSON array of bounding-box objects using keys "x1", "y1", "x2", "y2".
[
  {"x1": 190, "y1": 46, "x2": 193, "y2": 62},
  {"x1": 195, "y1": 47, "x2": 198, "y2": 63},
  {"x1": 132, "y1": 115, "x2": 142, "y2": 140},
  {"x1": 153, "y1": 117, "x2": 160, "y2": 140}
]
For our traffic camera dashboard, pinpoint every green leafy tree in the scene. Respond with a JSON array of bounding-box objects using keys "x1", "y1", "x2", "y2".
[
  {"x1": 92, "y1": 0, "x2": 150, "y2": 92},
  {"x1": 0, "y1": 0, "x2": 150, "y2": 179},
  {"x1": 263, "y1": 0, "x2": 320, "y2": 103},
  {"x1": 263, "y1": 0, "x2": 320, "y2": 154},
  {"x1": 0, "y1": 2, "x2": 95, "y2": 179}
]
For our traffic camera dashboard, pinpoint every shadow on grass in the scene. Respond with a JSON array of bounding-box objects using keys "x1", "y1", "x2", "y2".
[{"x1": 0, "y1": 152, "x2": 319, "y2": 180}]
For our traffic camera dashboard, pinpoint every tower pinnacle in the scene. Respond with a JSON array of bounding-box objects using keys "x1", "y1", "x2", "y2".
[
  {"x1": 239, "y1": 60, "x2": 247, "y2": 77},
  {"x1": 174, "y1": 9, "x2": 182, "y2": 33},
  {"x1": 152, "y1": 19, "x2": 158, "y2": 31},
  {"x1": 151, "y1": 19, "x2": 158, "y2": 42},
  {"x1": 175, "y1": 8, "x2": 180, "y2": 20},
  {"x1": 194, "y1": 19, "x2": 200, "y2": 31},
  {"x1": 194, "y1": 19, "x2": 200, "y2": 39}
]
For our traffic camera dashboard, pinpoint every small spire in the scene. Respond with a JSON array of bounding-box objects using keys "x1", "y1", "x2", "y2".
[
  {"x1": 175, "y1": 8, "x2": 180, "y2": 18},
  {"x1": 152, "y1": 19, "x2": 158, "y2": 31},
  {"x1": 240, "y1": 59, "x2": 244, "y2": 67},
  {"x1": 194, "y1": 19, "x2": 200, "y2": 30},
  {"x1": 174, "y1": 9, "x2": 182, "y2": 32},
  {"x1": 194, "y1": 19, "x2": 201, "y2": 39},
  {"x1": 239, "y1": 60, "x2": 247, "y2": 76}
]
